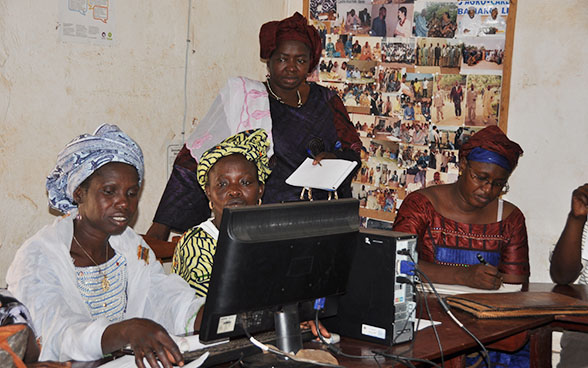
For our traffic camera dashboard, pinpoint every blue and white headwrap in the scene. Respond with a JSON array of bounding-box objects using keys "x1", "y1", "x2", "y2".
[{"x1": 46, "y1": 124, "x2": 144, "y2": 213}]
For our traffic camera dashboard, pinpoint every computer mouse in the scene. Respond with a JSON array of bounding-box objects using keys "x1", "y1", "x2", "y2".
[{"x1": 313, "y1": 332, "x2": 341, "y2": 344}]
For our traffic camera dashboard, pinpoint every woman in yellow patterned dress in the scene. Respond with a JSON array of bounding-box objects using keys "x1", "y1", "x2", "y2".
[{"x1": 171, "y1": 129, "x2": 270, "y2": 297}]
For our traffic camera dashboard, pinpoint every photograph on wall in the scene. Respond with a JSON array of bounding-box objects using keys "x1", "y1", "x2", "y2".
[
  {"x1": 336, "y1": 0, "x2": 373, "y2": 35},
  {"x1": 460, "y1": 36, "x2": 505, "y2": 75},
  {"x1": 402, "y1": 72, "x2": 434, "y2": 120},
  {"x1": 414, "y1": 37, "x2": 463, "y2": 72},
  {"x1": 340, "y1": 82, "x2": 373, "y2": 109},
  {"x1": 464, "y1": 74, "x2": 502, "y2": 126},
  {"x1": 310, "y1": 0, "x2": 511, "y2": 229},
  {"x1": 376, "y1": 65, "x2": 403, "y2": 93},
  {"x1": 381, "y1": 37, "x2": 416, "y2": 65},
  {"x1": 347, "y1": 59, "x2": 377, "y2": 84},
  {"x1": 373, "y1": 115, "x2": 403, "y2": 141},
  {"x1": 379, "y1": 92, "x2": 403, "y2": 116},
  {"x1": 319, "y1": 57, "x2": 349, "y2": 82},
  {"x1": 352, "y1": 135, "x2": 402, "y2": 221},
  {"x1": 351, "y1": 112, "x2": 376, "y2": 137},
  {"x1": 456, "y1": 2, "x2": 510, "y2": 38},
  {"x1": 432, "y1": 125, "x2": 473, "y2": 151},
  {"x1": 368, "y1": 3, "x2": 390, "y2": 37},
  {"x1": 412, "y1": 1, "x2": 458, "y2": 39},
  {"x1": 368, "y1": 2, "x2": 415, "y2": 38},
  {"x1": 477, "y1": 5, "x2": 508, "y2": 36},
  {"x1": 456, "y1": 4, "x2": 484, "y2": 37},
  {"x1": 350, "y1": 35, "x2": 382, "y2": 61},
  {"x1": 431, "y1": 73, "x2": 467, "y2": 126},
  {"x1": 423, "y1": 147, "x2": 459, "y2": 181},
  {"x1": 310, "y1": 0, "x2": 338, "y2": 21},
  {"x1": 396, "y1": 120, "x2": 430, "y2": 145}
]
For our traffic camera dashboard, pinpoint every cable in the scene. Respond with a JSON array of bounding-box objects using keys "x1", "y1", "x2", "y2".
[
  {"x1": 413, "y1": 265, "x2": 492, "y2": 368},
  {"x1": 226, "y1": 353, "x2": 244, "y2": 368},
  {"x1": 371, "y1": 271, "x2": 421, "y2": 363},
  {"x1": 406, "y1": 254, "x2": 446, "y2": 366},
  {"x1": 380, "y1": 271, "x2": 439, "y2": 363},
  {"x1": 416, "y1": 277, "x2": 445, "y2": 367},
  {"x1": 181, "y1": 0, "x2": 193, "y2": 144},
  {"x1": 391, "y1": 281, "x2": 417, "y2": 346},
  {"x1": 240, "y1": 318, "x2": 345, "y2": 368},
  {"x1": 373, "y1": 351, "x2": 443, "y2": 368},
  {"x1": 313, "y1": 310, "x2": 382, "y2": 367}
]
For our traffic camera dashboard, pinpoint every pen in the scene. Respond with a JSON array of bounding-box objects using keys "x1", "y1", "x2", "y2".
[
  {"x1": 476, "y1": 253, "x2": 489, "y2": 266},
  {"x1": 307, "y1": 148, "x2": 322, "y2": 166}
]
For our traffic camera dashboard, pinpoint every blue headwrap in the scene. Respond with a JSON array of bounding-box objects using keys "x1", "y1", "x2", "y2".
[
  {"x1": 46, "y1": 124, "x2": 144, "y2": 213},
  {"x1": 466, "y1": 147, "x2": 511, "y2": 171}
]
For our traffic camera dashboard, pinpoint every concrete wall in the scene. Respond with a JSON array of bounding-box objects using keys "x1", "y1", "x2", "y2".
[
  {"x1": 0, "y1": 0, "x2": 292, "y2": 285},
  {"x1": 0, "y1": 0, "x2": 587, "y2": 286},
  {"x1": 505, "y1": 0, "x2": 588, "y2": 282}
]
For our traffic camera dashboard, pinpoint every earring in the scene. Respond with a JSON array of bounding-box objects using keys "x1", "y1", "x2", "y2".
[
  {"x1": 208, "y1": 201, "x2": 213, "y2": 210},
  {"x1": 501, "y1": 183, "x2": 510, "y2": 195},
  {"x1": 258, "y1": 198, "x2": 262, "y2": 206},
  {"x1": 76, "y1": 213, "x2": 82, "y2": 221}
]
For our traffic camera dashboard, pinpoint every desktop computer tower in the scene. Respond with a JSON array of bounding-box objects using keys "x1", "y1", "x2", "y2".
[{"x1": 323, "y1": 228, "x2": 418, "y2": 345}]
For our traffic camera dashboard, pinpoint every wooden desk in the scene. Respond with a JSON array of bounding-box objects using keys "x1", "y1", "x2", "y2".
[
  {"x1": 331, "y1": 284, "x2": 588, "y2": 367},
  {"x1": 69, "y1": 284, "x2": 588, "y2": 368},
  {"x1": 333, "y1": 292, "x2": 553, "y2": 368}
]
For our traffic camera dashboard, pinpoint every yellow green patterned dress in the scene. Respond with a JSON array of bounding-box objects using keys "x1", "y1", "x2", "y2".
[{"x1": 172, "y1": 219, "x2": 218, "y2": 297}]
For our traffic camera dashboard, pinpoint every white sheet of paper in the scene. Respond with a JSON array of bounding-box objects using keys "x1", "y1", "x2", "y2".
[
  {"x1": 98, "y1": 353, "x2": 209, "y2": 368},
  {"x1": 98, "y1": 334, "x2": 228, "y2": 368},
  {"x1": 285, "y1": 158, "x2": 357, "y2": 191},
  {"x1": 419, "y1": 282, "x2": 522, "y2": 295},
  {"x1": 415, "y1": 318, "x2": 442, "y2": 331},
  {"x1": 170, "y1": 334, "x2": 227, "y2": 353}
]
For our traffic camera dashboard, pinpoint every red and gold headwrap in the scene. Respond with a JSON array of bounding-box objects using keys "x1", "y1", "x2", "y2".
[
  {"x1": 459, "y1": 126, "x2": 523, "y2": 172},
  {"x1": 259, "y1": 12, "x2": 322, "y2": 72}
]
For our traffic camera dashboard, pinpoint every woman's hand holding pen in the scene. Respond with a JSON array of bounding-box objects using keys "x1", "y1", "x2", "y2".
[
  {"x1": 457, "y1": 254, "x2": 502, "y2": 290},
  {"x1": 465, "y1": 263, "x2": 503, "y2": 290}
]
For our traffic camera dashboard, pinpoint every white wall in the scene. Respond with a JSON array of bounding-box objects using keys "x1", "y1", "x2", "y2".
[
  {"x1": 0, "y1": 0, "x2": 293, "y2": 286},
  {"x1": 505, "y1": 0, "x2": 588, "y2": 282},
  {"x1": 0, "y1": 0, "x2": 586, "y2": 286}
]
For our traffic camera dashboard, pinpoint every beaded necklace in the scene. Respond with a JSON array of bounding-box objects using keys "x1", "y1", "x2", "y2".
[
  {"x1": 72, "y1": 234, "x2": 110, "y2": 292},
  {"x1": 266, "y1": 79, "x2": 302, "y2": 108}
]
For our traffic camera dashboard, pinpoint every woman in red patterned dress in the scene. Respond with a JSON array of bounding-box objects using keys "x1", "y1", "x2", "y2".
[{"x1": 393, "y1": 126, "x2": 529, "y2": 290}]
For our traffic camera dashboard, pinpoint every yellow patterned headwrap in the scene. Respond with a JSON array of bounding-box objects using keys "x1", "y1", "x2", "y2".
[{"x1": 197, "y1": 129, "x2": 271, "y2": 190}]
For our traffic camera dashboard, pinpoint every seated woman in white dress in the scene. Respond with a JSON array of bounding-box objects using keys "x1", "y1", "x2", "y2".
[{"x1": 7, "y1": 124, "x2": 204, "y2": 367}]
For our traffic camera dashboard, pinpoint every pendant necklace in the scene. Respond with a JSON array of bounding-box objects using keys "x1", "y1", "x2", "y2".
[
  {"x1": 266, "y1": 79, "x2": 302, "y2": 108},
  {"x1": 73, "y1": 234, "x2": 110, "y2": 292}
]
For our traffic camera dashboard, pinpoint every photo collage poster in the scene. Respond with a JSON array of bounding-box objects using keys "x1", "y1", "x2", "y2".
[{"x1": 308, "y1": 0, "x2": 510, "y2": 229}]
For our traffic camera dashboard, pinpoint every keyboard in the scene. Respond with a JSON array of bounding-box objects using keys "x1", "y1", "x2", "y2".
[{"x1": 183, "y1": 329, "x2": 314, "y2": 367}]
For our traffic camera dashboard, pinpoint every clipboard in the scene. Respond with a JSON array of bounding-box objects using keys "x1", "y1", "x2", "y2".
[{"x1": 286, "y1": 158, "x2": 358, "y2": 191}]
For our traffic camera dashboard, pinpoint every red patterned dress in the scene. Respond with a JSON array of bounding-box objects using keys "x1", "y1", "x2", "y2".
[{"x1": 393, "y1": 192, "x2": 529, "y2": 277}]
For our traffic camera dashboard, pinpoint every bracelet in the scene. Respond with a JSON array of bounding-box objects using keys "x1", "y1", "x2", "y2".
[{"x1": 437, "y1": 261, "x2": 470, "y2": 267}]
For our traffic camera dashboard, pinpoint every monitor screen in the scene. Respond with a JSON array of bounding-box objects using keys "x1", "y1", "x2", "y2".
[{"x1": 198, "y1": 199, "x2": 359, "y2": 344}]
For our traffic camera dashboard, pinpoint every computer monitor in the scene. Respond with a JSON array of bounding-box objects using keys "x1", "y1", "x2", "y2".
[{"x1": 198, "y1": 199, "x2": 359, "y2": 351}]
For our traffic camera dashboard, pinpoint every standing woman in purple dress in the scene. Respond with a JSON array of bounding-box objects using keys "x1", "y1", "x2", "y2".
[{"x1": 147, "y1": 12, "x2": 362, "y2": 241}]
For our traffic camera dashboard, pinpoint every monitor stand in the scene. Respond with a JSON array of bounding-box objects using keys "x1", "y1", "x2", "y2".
[
  {"x1": 274, "y1": 303, "x2": 303, "y2": 353},
  {"x1": 242, "y1": 304, "x2": 315, "y2": 367}
]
